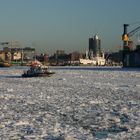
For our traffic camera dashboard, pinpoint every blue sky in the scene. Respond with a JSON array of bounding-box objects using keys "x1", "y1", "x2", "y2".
[{"x1": 0, "y1": 0, "x2": 140, "y2": 53}]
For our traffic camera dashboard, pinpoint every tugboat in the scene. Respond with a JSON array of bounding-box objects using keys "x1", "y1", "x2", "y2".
[{"x1": 22, "y1": 60, "x2": 55, "y2": 77}]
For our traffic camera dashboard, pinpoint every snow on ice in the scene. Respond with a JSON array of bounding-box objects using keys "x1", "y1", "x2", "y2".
[{"x1": 0, "y1": 66, "x2": 140, "y2": 140}]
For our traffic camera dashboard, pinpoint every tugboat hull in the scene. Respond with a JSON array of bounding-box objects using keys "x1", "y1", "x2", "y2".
[
  {"x1": 21, "y1": 60, "x2": 55, "y2": 78},
  {"x1": 22, "y1": 71, "x2": 55, "y2": 78}
]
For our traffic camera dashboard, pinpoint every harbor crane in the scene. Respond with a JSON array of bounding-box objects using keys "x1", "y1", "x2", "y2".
[
  {"x1": 122, "y1": 24, "x2": 140, "y2": 66},
  {"x1": 122, "y1": 24, "x2": 140, "y2": 50},
  {"x1": 0, "y1": 42, "x2": 9, "y2": 46}
]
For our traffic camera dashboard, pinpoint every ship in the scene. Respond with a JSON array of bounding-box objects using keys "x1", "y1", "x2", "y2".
[
  {"x1": 22, "y1": 60, "x2": 55, "y2": 77},
  {"x1": 79, "y1": 50, "x2": 106, "y2": 66},
  {"x1": 79, "y1": 57, "x2": 106, "y2": 66},
  {"x1": 79, "y1": 58, "x2": 97, "y2": 65}
]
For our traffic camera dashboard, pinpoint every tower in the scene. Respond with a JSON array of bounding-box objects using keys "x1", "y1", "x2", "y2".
[{"x1": 89, "y1": 34, "x2": 101, "y2": 57}]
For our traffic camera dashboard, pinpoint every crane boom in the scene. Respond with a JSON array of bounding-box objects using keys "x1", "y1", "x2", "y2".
[
  {"x1": 0, "y1": 42, "x2": 9, "y2": 45},
  {"x1": 128, "y1": 25, "x2": 140, "y2": 37},
  {"x1": 122, "y1": 24, "x2": 140, "y2": 46}
]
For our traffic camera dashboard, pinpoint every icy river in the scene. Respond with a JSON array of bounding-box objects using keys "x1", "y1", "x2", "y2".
[{"x1": 0, "y1": 66, "x2": 140, "y2": 140}]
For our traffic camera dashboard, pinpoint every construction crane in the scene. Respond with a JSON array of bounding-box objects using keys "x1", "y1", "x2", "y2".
[
  {"x1": 0, "y1": 42, "x2": 9, "y2": 46},
  {"x1": 122, "y1": 24, "x2": 140, "y2": 67},
  {"x1": 122, "y1": 24, "x2": 140, "y2": 50}
]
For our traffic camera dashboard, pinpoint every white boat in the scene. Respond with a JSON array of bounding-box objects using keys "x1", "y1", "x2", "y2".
[
  {"x1": 80, "y1": 49, "x2": 106, "y2": 66},
  {"x1": 80, "y1": 57, "x2": 106, "y2": 66},
  {"x1": 79, "y1": 58, "x2": 97, "y2": 65}
]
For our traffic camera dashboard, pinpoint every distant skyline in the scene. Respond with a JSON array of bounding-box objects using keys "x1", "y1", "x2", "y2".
[{"x1": 0, "y1": 0, "x2": 140, "y2": 54}]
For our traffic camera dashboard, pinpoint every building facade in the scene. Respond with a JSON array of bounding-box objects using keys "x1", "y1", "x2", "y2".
[{"x1": 89, "y1": 34, "x2": 101, "y2": 57}]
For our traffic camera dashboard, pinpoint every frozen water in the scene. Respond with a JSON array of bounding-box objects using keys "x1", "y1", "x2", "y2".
[{"x1": 0, "y1": 66, "x2": 140, "y2": 139}]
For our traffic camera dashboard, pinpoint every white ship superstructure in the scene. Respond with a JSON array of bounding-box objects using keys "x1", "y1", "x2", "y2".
[{"x1": 80, "y1": 51, "x2": 106, "y2": 66}]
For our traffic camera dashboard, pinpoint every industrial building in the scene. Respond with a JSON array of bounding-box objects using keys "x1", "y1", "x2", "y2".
[{"x1": 0, "y1": 41, "x2": 36, "y2": 65}]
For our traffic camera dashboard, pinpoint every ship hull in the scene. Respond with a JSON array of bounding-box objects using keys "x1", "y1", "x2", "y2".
[{"x1": 22, "y1": 71, "x2": 55, "y2": 78}]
